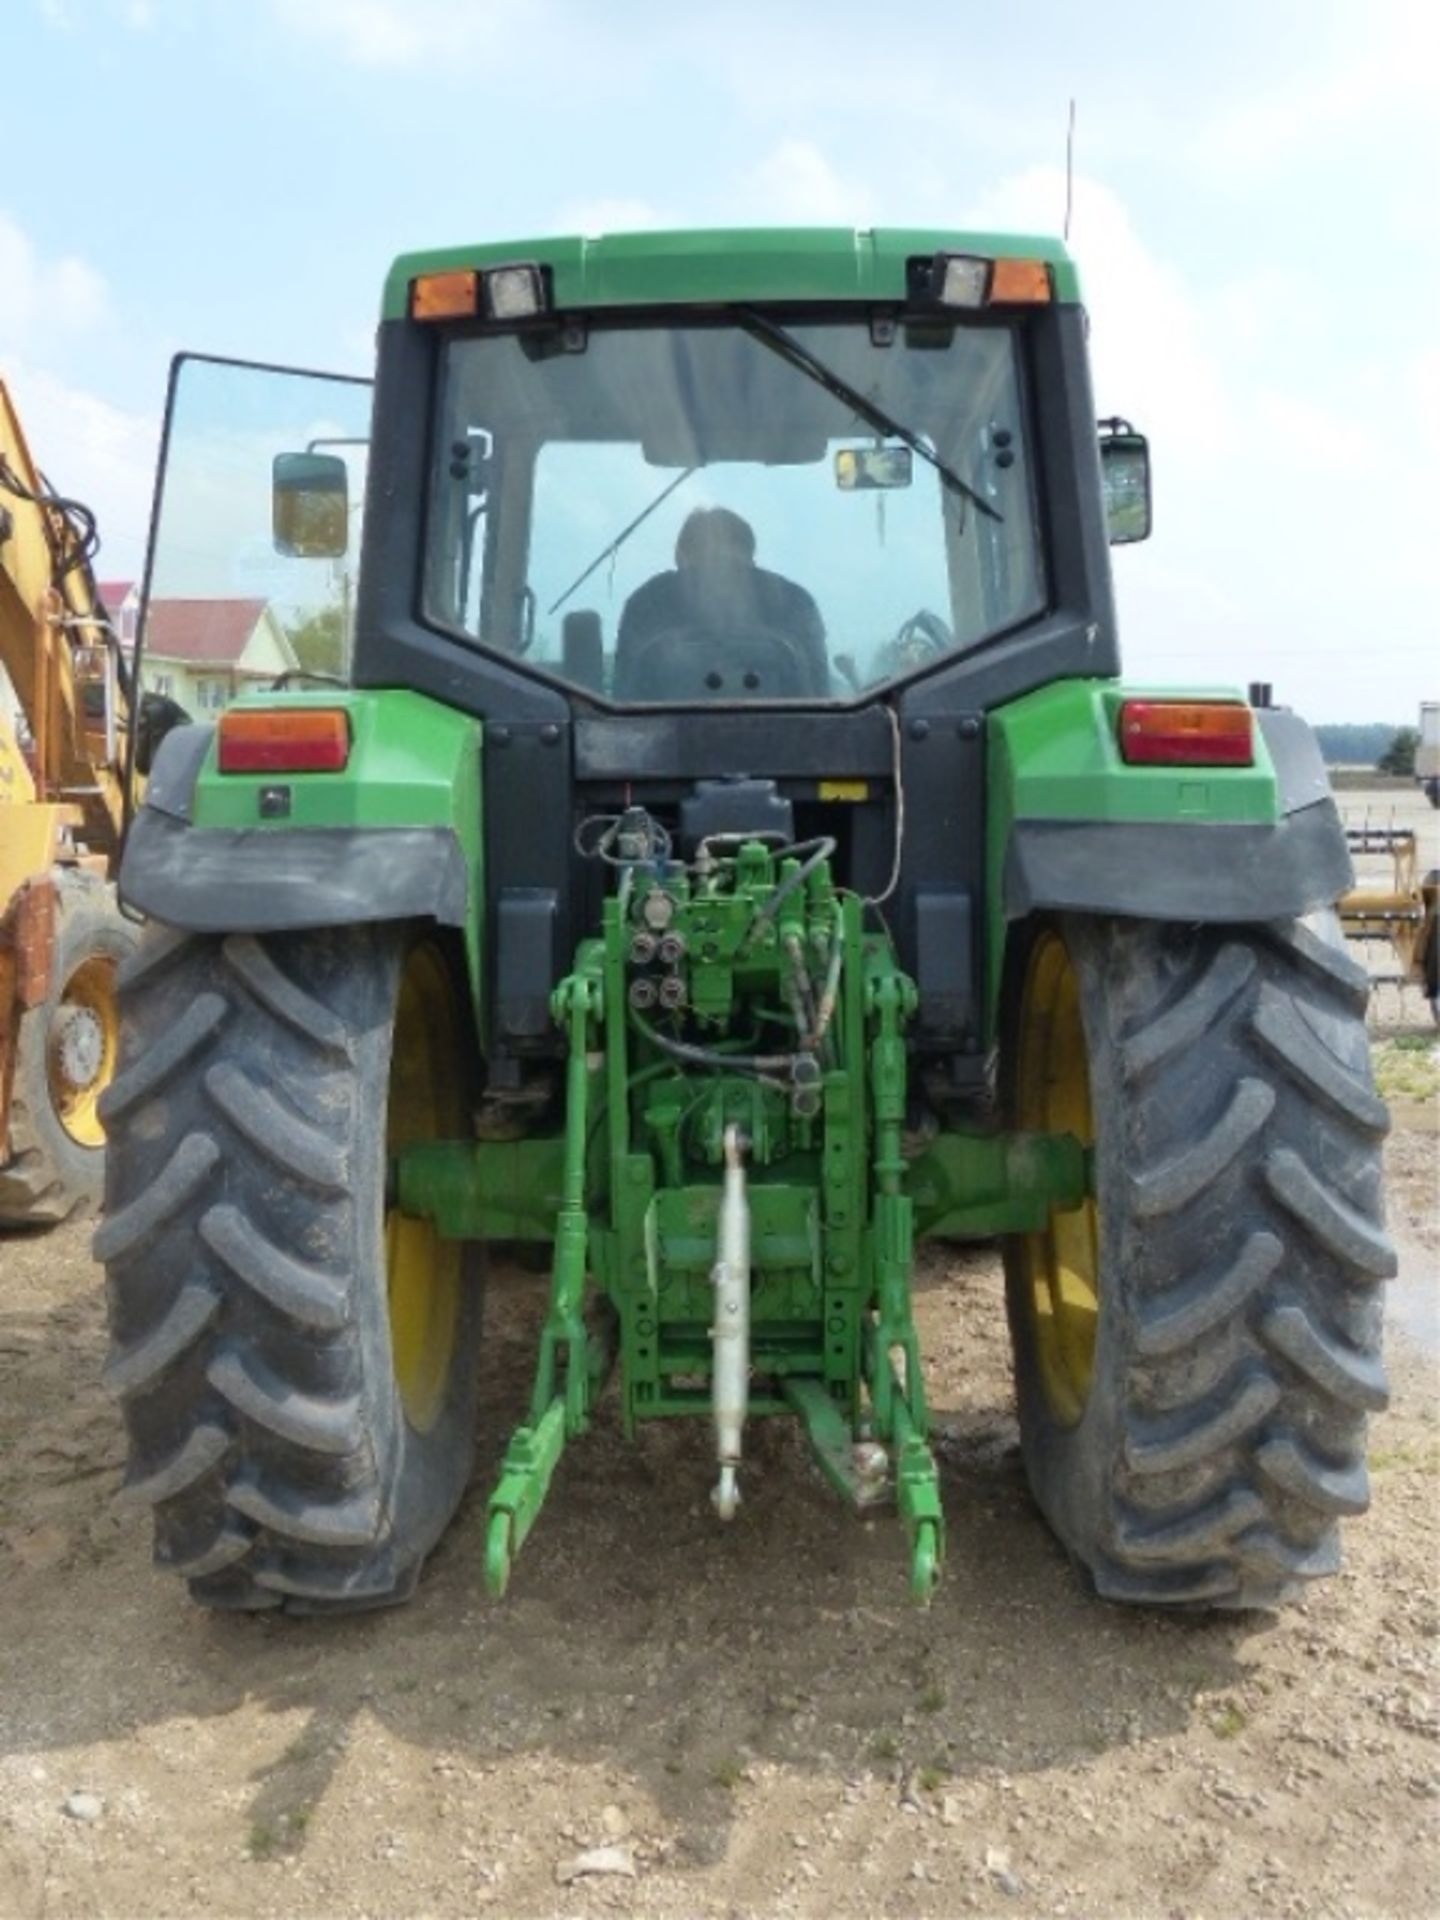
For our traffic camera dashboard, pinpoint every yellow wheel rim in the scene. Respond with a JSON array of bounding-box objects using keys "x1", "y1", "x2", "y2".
[
  {"x1": 1015, "y1": 930, "x2": 1100, "y2": 1427},
  {"x1": 385, "y1": 945, "x2": 464, "y2": 1433},
  {"x1": 47, "y1": 955, "x2": 120, "y2": 1149}
]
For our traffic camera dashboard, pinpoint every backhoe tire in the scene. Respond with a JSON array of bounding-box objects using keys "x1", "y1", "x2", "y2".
[
  {"x1": 1002, "y1": 910, "x2": 1394, "y2": 1611},
  {"x1": 0, "y1": 871, "x2": 138, "y2": 1226},
  {"x1": 96, "y1": 922, "x2": 482, "y2": 1613}
]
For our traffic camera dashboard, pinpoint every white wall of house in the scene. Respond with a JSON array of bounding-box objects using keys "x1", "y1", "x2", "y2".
[
  {"x1": 141, "y1": 608, "x2": 298, "y2": 713},
  {"x1": 143, "y1": 663, "x2": 230, "y2": 712}
]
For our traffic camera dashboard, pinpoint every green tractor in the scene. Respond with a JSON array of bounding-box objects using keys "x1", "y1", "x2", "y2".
[{"x1": 96, "y1": 228, "x2": 1392, "y2": 1615}]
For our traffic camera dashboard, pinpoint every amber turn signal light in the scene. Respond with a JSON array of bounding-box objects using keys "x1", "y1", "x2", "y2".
[
  {"x1": 1119, "y1": 700, "x2": 1254, "y2": 767},
  {"x1": 218, "y1": 708, "x2": 351, "y2": 774},
  {"x1": 988, "y1": 258, "x2": 1053, "y2": 304},
  {"x1": 410, "y1": 270, "x2": 481, "y2": 321}
]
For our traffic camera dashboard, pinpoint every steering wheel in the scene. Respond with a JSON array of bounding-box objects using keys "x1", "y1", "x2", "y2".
[{"x1": 890, "y1": 609, "x2": 953, "y2": 664}]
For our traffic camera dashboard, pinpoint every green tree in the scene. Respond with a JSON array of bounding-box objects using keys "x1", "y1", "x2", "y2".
[
  {"x1": 1377, "y1": 726, "x2": 1419, "y2": 776},
  {"x1": 285, "y1": 604, "x2": 345, "y2": 679},
  {"x1": 1313, "y1": 722, "x2": 1396, "y2": 767}
]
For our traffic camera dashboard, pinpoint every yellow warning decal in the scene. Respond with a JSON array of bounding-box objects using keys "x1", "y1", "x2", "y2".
[{"x1": 818, "y1": 780, "x2": 869, "y2": 803}]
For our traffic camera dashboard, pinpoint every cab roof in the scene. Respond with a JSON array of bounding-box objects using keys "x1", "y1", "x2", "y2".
[{"x1": 381, "y1": 226, "x2": 1082, "y2": 321}]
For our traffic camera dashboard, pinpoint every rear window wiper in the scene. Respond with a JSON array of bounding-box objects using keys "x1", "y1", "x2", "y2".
[{"x1": 733, "y1": 307, "x2": 1002, "y2": 525}]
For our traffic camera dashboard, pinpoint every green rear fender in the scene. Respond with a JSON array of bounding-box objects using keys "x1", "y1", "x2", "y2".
[
  {"x1": 119, "y1": 688, "x2": 485, "y2": 1018},
  {"x1": 983, "y1": 678, "x2": 1350, "y2": 1039}
]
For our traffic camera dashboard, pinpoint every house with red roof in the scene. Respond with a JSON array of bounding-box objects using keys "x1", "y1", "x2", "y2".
[
  {"x1": 96, "y1": 581, "x2": 139, "y2": 650},
  {"x1": 135, "y1": 598, "x2": 299, "y2": 713}
]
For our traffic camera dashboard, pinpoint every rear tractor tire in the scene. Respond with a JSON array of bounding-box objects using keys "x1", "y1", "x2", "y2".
[
  {"x1": 1003, "y1": 911, "x2": 1394, "y2": 1610},
  {"x1": 0, "y1": 871, "x2": 138, "y2": 1226},
  {"x1": 96, "y1": 922, "x2": 482, "y2": 1612}
]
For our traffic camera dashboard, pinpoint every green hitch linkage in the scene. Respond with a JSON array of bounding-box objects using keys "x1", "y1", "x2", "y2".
[
  {"x1": 484, "y1": 970, "x2": 601, "y2": 1597},
  {"x1": 863, "y1": 966, "x2": 943, "y2": 1603}
]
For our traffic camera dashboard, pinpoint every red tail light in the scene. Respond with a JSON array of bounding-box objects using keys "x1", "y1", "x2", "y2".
[
  {"x1": 1119, "y1": 700, "x2": 1253, "y2": 767},
  {"x1": 217, "y1": 708, "x2": 350, "y2": 773}
]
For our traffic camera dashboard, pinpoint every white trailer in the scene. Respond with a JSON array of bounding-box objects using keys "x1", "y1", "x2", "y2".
[{"x1": 1419, "y1": 700, "x2": 1439, "y2": 807}]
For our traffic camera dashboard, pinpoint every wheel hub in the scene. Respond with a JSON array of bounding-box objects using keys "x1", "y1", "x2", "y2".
[
  {"x1": 1015, "y1": 931, "x2": 1100, "y2": 1427},
  {"x1": 384, "y1": 946, "x2": 463, "y2": 1433},
  {"x1": 51, "y1": 1003, "x2": 105, "y2": 1092},
  {"x1": 46, "y1": 954, "x2": 120, "y2": 1148}
]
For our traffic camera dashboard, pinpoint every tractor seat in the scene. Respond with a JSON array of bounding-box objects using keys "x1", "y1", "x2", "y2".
[
  {"x1": 614, "y1": 561, "x2": 828, "y2": 700},
  {"x1": 616, "y1": 622, "x2": 818, "y2": 701}
]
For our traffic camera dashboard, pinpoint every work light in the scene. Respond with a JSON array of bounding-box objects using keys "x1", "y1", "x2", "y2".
[{"x1": 483, "y1": 265, "x2": 547, "y2": 320}]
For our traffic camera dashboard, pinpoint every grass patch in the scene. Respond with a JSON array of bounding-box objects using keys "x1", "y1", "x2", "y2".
[
  {"x1": 709, "y1": 1755, "x2": 745, "y2": 1790},
  {"x1": 918, "y1": 1683, "x2": 946, "y2": 1714},
  {"x1": 1210, "y1": 1700, "x2": 1248, "y2": 1740},
  {"x1": 1373, "y1": 1038, "x2": 1440, "y2": 1103},
  {"x1": 247, "y1": 1809, "x2": 309, "y2": 1860},
  {"x1": 1371, "y1": 1441, "x2": 1440, "y2": 1473},
  {"x1": 868, "y1": 1733, "x2": 900, "y2": 1765}
]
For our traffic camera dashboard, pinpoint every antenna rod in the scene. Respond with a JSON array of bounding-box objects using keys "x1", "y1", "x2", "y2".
[{"x1": 1064, "y1": 98, "x2": 1076, "y2": 241}]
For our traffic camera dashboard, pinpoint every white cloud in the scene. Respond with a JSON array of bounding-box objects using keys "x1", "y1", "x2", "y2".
[
  {"x1": 739, "y1": 141, "x2": 875, "y2": 226},
  {"x1": 1, "y1": 361, "x2": 158, "y2": 577},
  {"x1": 47, "y1": 255, "x2": 111, "y2": 334},
  {"x1": 337, "y1": 323, "x2": 378, "y2": 376},
  {"x1": 1193, "y1": 0, "x2": 1439, "y2": 176},
  {"x1": 1203, "y1": 270, "x2": 1311, "y2": 365},
  {"x1": 39, "y1": 1, "x2": 161, "y2": 36},
  {"x1": 1411, "y1": 349, "x2": 1440, "y2": 456},
  {"x1": 564, "y1": 143, "x2": 877, "y2": 238},
  {"x1": 266, "y1": 0, "x2": 528, "y2": 69},
  {"x1": 1252, "y1": 392, "x2": 1374, "y2": 473},
  {"x1": 553, "y1": 197, "x2": 674, "y2": 237},
  {"x1": 950, "y1": 166, "x2": 1432, "y2": 718},
  {"x1": 669, "y1": 10, "x2": 1053, "y2": 155},
  {"x1": 1, "y1": 214, "x2": 152, "y2": 574},
  {"x1": 0, "y1": 211, "x2": 111, "y2": 346},
  {"x1": 964, "y1": 168, "x2": 1231, "y2": 455}
]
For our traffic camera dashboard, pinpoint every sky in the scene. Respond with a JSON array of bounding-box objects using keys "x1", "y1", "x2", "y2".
[{"x1": 2, "y1": 0, "x2": 1435, "y2": 724}]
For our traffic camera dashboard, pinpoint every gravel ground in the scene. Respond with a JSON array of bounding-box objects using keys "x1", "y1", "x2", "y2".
[
  {"x1": 0, "y1": 786, "x2": 1434, "y2": 1919},
  {"x1": 1, "y1": 1136, "x2": 1434, "y2": 1919}
]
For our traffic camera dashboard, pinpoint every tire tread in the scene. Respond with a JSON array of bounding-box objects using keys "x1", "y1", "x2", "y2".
[
  {"x1": 98, "y1": 925, "x2": 479, "y2": 1616},
  {"x1": 1006, "y1": 909, "x2": 1392, "y2": 1613}
]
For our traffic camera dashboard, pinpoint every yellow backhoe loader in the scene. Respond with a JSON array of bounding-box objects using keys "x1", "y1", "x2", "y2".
[{"x1": 0, "y1": 376, "x2": 168, "y2": 1223}]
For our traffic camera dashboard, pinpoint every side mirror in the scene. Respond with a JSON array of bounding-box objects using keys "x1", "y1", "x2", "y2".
[
  {"x1": 1098, "y1": 418, "x2": 1152, "y2": 545},
  {"x1": 273, "y1": 451, "x2": 349, "y2": 558}
]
